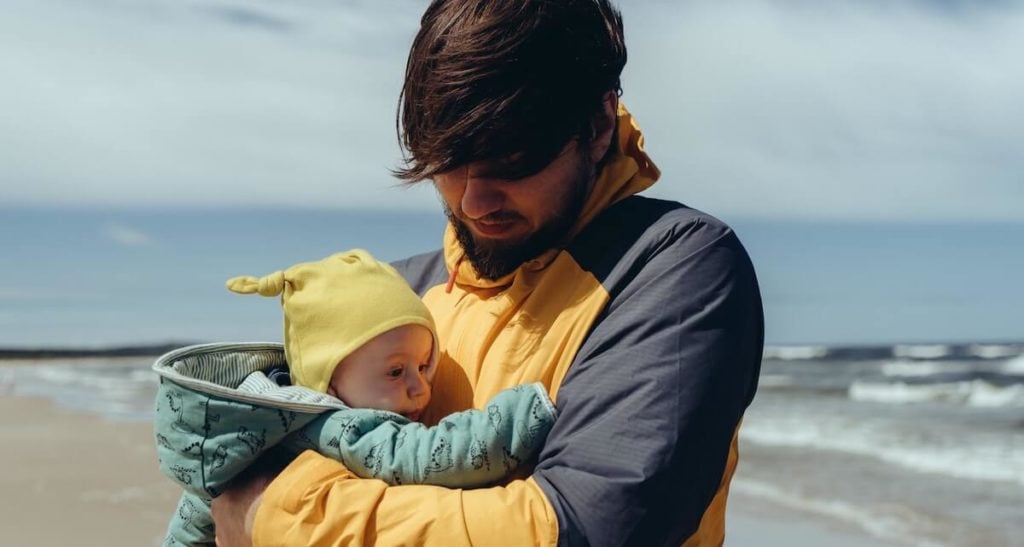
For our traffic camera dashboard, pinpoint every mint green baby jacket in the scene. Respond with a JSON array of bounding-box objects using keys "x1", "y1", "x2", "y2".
[{"x1": 153, "y1": 343, "x2": 556, "y2": 546}]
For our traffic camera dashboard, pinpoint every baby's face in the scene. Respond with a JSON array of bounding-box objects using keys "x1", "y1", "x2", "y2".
[{"x1": 326, "y1": 324, "x2": 433, "y2": 421}]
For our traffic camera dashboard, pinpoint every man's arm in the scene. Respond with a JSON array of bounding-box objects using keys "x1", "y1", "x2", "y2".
[
  {"x1": 535, "y1": 214, "x2": 764, "y2": 545},
  {"x1": 247, "y1": 455, "x2": 557, "y2": 545}
]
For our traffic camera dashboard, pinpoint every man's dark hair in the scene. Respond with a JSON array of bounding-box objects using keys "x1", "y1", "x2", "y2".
[{"x1": 395, "y1": 0, "x2": 626, "y2": 182}]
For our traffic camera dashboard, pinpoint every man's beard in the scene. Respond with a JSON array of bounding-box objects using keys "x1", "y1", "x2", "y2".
[{"x1": 445, "y1": 161, "x2": 591, "y2": 281}]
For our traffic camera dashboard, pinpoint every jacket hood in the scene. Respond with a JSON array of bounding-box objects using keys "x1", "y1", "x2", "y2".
[{"x1": 443, "y1": 103, "x2": 661, "y2": 290}]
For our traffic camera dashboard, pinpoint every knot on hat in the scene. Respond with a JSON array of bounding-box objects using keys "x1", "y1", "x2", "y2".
[{"x1": 225, "y1": 271, "x2": 287, "y2": 297}]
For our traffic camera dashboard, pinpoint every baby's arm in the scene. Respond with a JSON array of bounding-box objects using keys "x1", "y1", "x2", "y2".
[{"x1": 293, "y1": 383, "x2": 556, "y2": 488}]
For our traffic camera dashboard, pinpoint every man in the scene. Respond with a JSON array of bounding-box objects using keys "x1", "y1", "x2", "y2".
[{"x1": 213, "y1": 1, "x2": 763, "y2": 545}]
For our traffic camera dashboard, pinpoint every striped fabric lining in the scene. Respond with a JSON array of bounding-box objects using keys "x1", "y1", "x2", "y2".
[
  {"x1": 172, "y1": 347, "x2": 282, "y2": 388},
  {"x1": 236, "y1": 371, "x2": 355, "y2": 406},
  {"x1": 153, "y1": 342, "x2": 349, "y2": 413}
]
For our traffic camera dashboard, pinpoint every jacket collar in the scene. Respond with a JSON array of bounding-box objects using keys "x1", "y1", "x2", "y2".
[{"x1": 443, "y1": 103, "x2": 660, "y2": 290}]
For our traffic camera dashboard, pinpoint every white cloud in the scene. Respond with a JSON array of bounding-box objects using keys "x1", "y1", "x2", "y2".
[
  {"x1": 101, "y1": 222, "x2": 152, "y2": 246},
  {"x1": 0, "y1": 0, "x2": 1021, "y2": 221},
  {"x1": 622, "y1": 0, "x2": 1024, "y2": 221},
  {"x1": 0, "y1": 0, "x2": 427, "y2": 209}
]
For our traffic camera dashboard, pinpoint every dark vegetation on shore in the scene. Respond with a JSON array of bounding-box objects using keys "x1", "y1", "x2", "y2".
[
  {"x1": 0, "y1": 342, "x2": 199, "y2": 360},
  {"x1": 1, "y1": 341, "x2": 1020, "y2": 362}
]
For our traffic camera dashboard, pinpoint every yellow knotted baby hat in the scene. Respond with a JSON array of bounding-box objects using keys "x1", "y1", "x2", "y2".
[{"x1": 226, "y1": 249, "x2": 438, "y2": 393}]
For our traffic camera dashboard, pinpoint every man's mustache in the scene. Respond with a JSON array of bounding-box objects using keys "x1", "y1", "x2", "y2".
[
  {"x1": 446, "y1": 207, "x2": 524, "y2": 225},
  {"x1": 475, "y1": 211, "x2": 524, "y2": 223}
]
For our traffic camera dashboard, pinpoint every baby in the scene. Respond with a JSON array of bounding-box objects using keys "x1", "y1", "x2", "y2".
[
  {"x1": 155, "y1": 250, "x2": 555, "y2": 546},
  {"x1": 227, "y1": 248, "x2": 440, "y2": 421}
]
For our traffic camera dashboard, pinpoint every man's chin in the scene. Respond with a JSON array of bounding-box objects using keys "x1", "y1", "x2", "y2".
[
  {"x1": 468, "y1": 231, "x2": 529, "y2": 252},
  {"x1": 466, "y1": 242, "x2": 533, "y2": 280},
  {"x1": 452, "y1": 222, "x2": 534, "y2": 280}
]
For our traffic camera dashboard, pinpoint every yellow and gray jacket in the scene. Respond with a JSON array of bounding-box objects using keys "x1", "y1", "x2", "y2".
[
  {"x1": 251, "y1": 105, "x2": 765, "y2": 546},
  {"x1": 152, "y1": 343, "x2": 556, "y2": 546}
]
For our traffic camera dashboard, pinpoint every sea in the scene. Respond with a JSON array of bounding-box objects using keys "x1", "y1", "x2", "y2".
[
  {"x1": 736, "y1": 346, "x2": 1024, "y2": 547},
  {"x1": 1, "y1": 208, "x2": 1023, "y2": 546}
]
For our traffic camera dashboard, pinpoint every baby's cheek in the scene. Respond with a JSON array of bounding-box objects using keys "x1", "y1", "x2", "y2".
[{"x1": 377, "y1": 390, "x2": 407, "y2": 413}]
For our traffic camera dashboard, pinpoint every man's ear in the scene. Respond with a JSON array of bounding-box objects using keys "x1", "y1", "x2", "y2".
[{"x1": 588, "y1": 90, "x2": 619, "y2": 165}]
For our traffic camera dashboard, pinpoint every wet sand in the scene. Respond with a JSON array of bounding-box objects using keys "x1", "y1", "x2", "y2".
[{"x1": 0, "y1": 395, "x2": 180, "y2": 546}]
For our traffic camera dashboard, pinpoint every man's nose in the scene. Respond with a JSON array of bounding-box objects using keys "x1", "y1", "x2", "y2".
[{"x1": 461, "y1": 176, "x2": 504, "y2": 220}]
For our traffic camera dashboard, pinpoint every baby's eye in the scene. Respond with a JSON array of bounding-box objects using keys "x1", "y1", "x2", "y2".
[
  {"x1": 418, "y1": 364, "x2": 430, "y2": 374},
  {"x1": 387, "y1": 367, "x2": 403, "y2": 379}
]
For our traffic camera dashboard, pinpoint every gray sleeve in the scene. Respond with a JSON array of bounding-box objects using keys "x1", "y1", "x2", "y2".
[
  {"x1": 297, "y1": 383, "x2": 557, "y2": 488},
  {"x1": 533, "y1": 218, "x2": 764, "y2": 546},
  {"x1": 391, "y1": 249, "x2": 447, "y2": 297}
]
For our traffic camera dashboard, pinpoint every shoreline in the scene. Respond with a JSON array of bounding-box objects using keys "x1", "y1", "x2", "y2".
[
  {"x1": 2, "y1": 340, "x2": 1020, "y2": 362},
  {"x1": 0, "y1": 343, "x2": 198, "y2": 360},
  {"x1": 1, "y1": 388, "x2": 897, "y2": 547}
]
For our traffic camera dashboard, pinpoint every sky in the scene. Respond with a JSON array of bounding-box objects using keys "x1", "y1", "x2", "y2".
[{"x1": 2, "y1": 0, "x2": 1022, "y2": 222}]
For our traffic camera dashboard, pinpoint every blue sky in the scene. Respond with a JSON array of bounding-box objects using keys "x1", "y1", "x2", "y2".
[
  {"x1": 1, "y1": 1, "x2": 1022, "y2": 347},
  {"x1": 2, "y1": 0, "x2": 1021, "y2": 221}
]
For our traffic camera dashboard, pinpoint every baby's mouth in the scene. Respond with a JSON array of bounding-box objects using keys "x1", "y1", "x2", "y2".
[{"x1": 404, "y1": 409, "x2": 423, "y2": 421}]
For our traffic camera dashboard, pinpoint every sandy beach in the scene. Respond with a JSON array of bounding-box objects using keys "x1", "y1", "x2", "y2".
[
  {"x1": 0, "y1": 389, "x2": 899, "y2": 547},
  {"x1": 0, "y1": 395, "x2": 180, "y2": 546}
]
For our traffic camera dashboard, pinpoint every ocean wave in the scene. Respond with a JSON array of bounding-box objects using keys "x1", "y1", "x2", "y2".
[
  {"x1": 969, "y1": 344, "x2": 1022, "y2": 359},
  {"x1": 1002, "y1": 354, "x2": 1024, "y2": 375},
  {"x1": 893, "y1": 344, "x2": 951, "y2": 360},
  {"x1": 761, "y1": 343, "x2": 1023, "y2": 364},
  {"x1": 849, "y1": 379, "x2": 1024, "y2": 408},
  {"x1": 731, "y1": 478, "x2": 946, "y2": 547},
  {"x1": 740, "y1": 415, "x2": 1024, "y2": 486},
  {"x1": 880, "y1": 360, "x2": 966, "y2": 378},
  {"x1": 5, "y1": 362, "x2": 157, "y2": 421},
  {"x1": 754, "y1": 374, "x2": 795, "y2": 388},
  {"x1": 762, "y1": 346, "x2": 829, "y2": 360},
  {"x1": 0, "y1": 367, "x2": 14, "y2": 395}
]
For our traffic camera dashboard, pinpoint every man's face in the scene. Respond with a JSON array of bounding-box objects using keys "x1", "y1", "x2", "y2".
[{"x1": 433, "y1": 141, "x2": 594, "y2": 280}]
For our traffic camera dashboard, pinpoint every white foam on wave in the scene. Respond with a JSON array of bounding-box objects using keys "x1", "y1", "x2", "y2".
[
  {"x1": 763, "y1": 346, "x2": 829, "y2": 360},
  {"x1": 849, "y1": 379, "x2": 1024, "y2": 408},
  {"x1": 0, "y1": 367, "x2": 15, "y2": 395},
  {"x1": 880, "y1": 360, "x2": 958, "y2": 378},
  {"x1": 893, "y1": 345, "x2": 950, "y2": 360},
  {"x1": 969, "y1": 344, "x2": 1022, "y2": 359},
  {"x1": 741, "y1": 413, "x2": 1024, "y2": 486},
  {"x1": 966, "y1": 382, "x2": 1024, "y2": 408},
  {"x1": 731, "y1": 478, "x2": 945, "y2": 547},
  {"x1": 5, "y1": 363, "x2": 157, "y2": 421},
  {"x1": 128, "y1": 368, "x2": 155, "y2": 382},
  {"x1": 755, "y1": 374, "x2": 794, "y2": 388},
  {"x1": 1002, "y1": 354, "x2": 1024, "y2": 375}
]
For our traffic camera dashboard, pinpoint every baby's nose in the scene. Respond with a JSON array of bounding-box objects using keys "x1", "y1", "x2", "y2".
[{"x1": 407, "y1": 371, "x2": 429, "y2": 398}]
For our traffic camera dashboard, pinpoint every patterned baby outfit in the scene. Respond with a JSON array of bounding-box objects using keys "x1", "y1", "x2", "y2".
[{"x1": 154, "y1": 342, "x2": 556, "y2": 546}]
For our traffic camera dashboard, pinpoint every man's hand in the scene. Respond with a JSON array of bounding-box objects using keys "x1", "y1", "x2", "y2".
[
  {"x1": 211, "y1": 472, "x2": 270, "y2": 546},
  {"x1": 212, "y1": 449, "x2": 294, "y2": 546}
]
